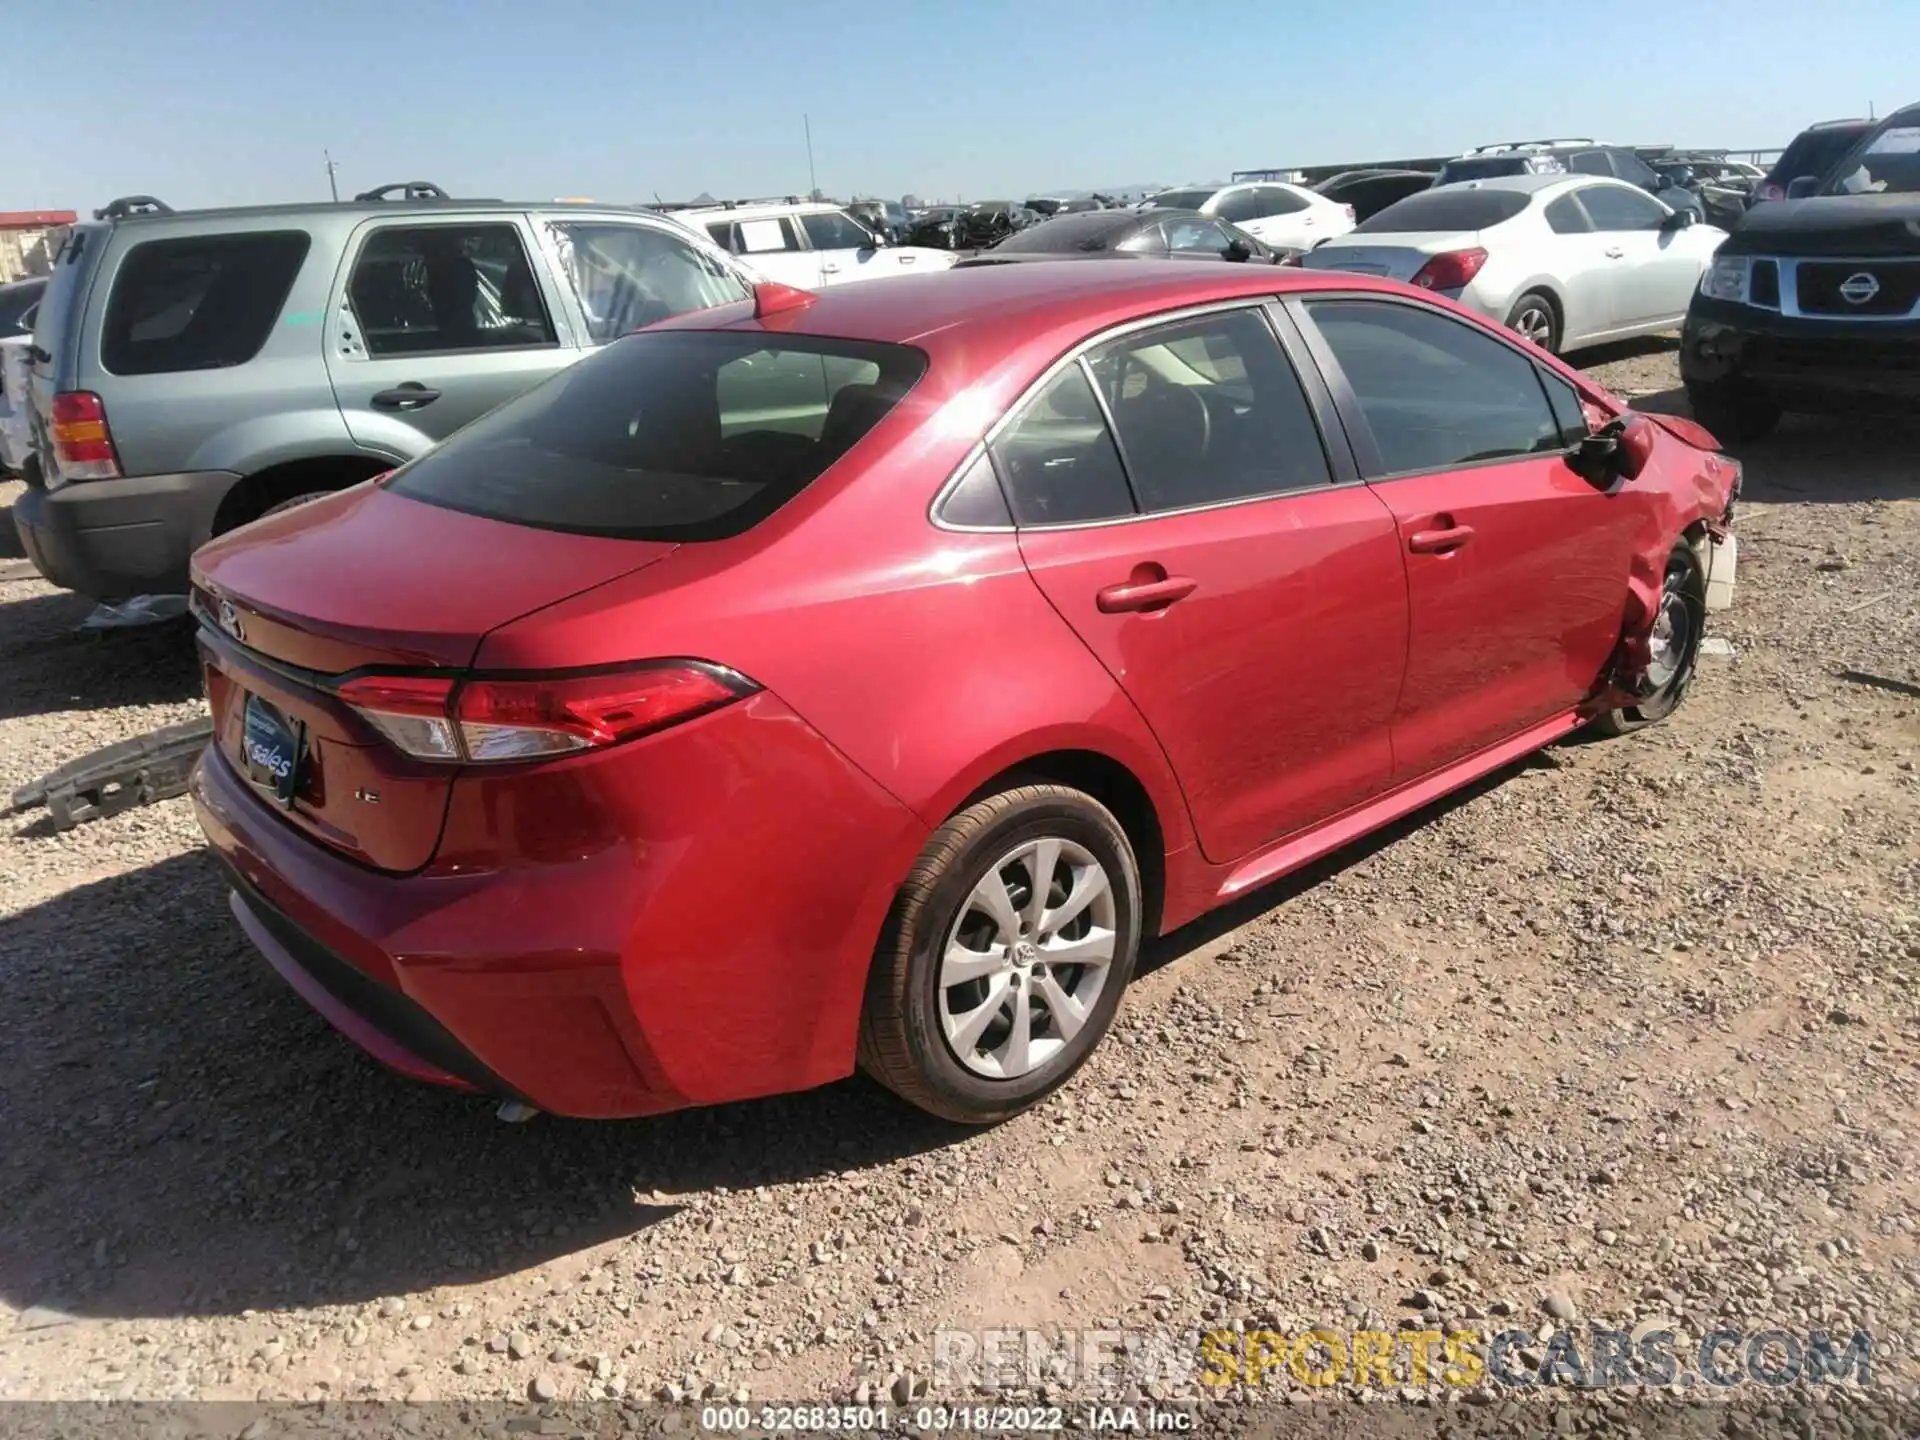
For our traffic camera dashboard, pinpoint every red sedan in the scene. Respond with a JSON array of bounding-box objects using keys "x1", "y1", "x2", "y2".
[{"x1": 189, "y1": 262, "x2": 1740, "y2": 1125}]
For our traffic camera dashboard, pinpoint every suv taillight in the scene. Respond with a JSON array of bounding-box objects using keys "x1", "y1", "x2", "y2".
[
  {"x1": 50, "y1": 391, "x2": 123, "y2": 481},
  {"x1": 337, "y1": 662, "x2": 756, "y2": 764},
  {"x1": 1409, "y1": 248, "x2": 1489, "y2": 291}
]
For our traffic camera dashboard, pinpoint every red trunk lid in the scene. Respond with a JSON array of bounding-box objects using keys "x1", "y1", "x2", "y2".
[{"x1": 192, "y1": 484, "x2": 676, "y2": 872}]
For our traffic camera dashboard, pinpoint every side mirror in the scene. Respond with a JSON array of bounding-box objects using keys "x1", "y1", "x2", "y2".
[
  {"x1": 1567, "y1": 414, "x2": 1655, "y2": 487},
  {"x1": 1224, "y1": 236, "x2": 1253, "y2": 262},
  {"x1": 1785, "y1": 175, "x2": 1820, "y2": 200},
  {"x1": 1662, "y1": 208, "x2": 1695, "y2": 230}
]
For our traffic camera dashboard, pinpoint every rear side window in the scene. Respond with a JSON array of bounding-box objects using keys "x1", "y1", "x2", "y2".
[
  {"x1": 348, "y1": 223, "x2": 554, "y2": 357},
  {"x1": 101, "y1": 231, "x2": 309, "y2": 376},
  {"x1": 710, "y1": 218, "x2": 804, "y2": 255},
  {"x1": 1213, "y1": 191, "x2": 1262, "y2": 224},
  {"x1": 1258, "y1": 187, "x2": 1308, "y2": 216},
  {"x1": 1086, "y1": 308, "x2": 1330, "y2": 510},
  {"x1": 1567, "y1": 151, "x2": 1612, "y2": 176},
  {"x1": 1304, "y1": 299, "x2": 1562, "y2": 475},
  {"x1": 990, "y1": 363, "x2": 1135, "y2": 526},
  {"x1": 386, "y1": 331, "x2": 926, "y2": 541},
  {"x1": 799, "y1": 211, "x2": 874, "y2": 251},
  {"x1": 1544, "y1": 194, "x2": 1591, "y2": 234},
  {"x1": 1356, "y1": 188, "x2": 1530, "y2": 233},
  {"x1": 545, "y1": 221, "x2": 747, "y2": 344}
]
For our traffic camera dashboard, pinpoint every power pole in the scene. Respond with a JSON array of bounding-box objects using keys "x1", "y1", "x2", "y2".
[
  {"x1": 324, "y1": 149, "x2": 340, "y2": 202},
  {"x1": 803, "y1": 114, "x2": 819, "y2": 201}
]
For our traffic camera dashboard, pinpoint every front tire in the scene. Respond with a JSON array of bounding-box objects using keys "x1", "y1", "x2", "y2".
[
  {"x1": 1591, "y1": 543, "x2": 1706, "y2": 736},
  {"x1": 1505, "y1": 290, "x2": 1561, "y2": 353},
  {"x1": 858, "y1": 785, "x2": 1142, "y2": 1124}
]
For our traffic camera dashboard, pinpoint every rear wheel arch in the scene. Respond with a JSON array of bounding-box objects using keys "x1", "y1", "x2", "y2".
[
  {"x1": 957, "y1": 749, "x2": 1169, "y2": 941},
  {"x1": 211, "y1": 454, "x2": 394, "y2": 535}
]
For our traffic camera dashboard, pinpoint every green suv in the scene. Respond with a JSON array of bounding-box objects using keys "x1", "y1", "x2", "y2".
[{"x1": 13, "y1": 183, "x2": 752, "y2": 599}]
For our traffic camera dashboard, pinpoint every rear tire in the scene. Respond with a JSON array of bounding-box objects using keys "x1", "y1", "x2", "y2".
[
  {"x1": 1591, "y1": 543, "x2": 1706, "y2": 737},
  {"x1": 260, "y1": 491, "x2": 333, "y2": 518},
  {"x1": 1505, "y1": 290, "x2": 1561, "y2": 353},
  {"x1": 858, "y1": 785, "x2": 1142, "y2": 1125},
  {"x1": 1686, "y1": 381, "x2": 1781, "y2": 443}
]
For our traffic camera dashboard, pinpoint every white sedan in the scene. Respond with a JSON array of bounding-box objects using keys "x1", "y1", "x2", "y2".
[
  {"x1": 1300, "y1": 175, "x2": 1726, "y2": 354},
  {"x1": 1142, "y1": 181, "x2": 1355, "y2": 253}
]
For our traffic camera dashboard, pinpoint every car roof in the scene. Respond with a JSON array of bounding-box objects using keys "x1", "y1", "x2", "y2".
[
  {"x1": 681, "y1": 201, "x2": 844, "y2": 222},
  {"x1": 95, "y1": 197, "x2": 674, "y2": 228},
  {"x1": 1429, "y1": 173, "x2": 1594, "y2": 197},
  {"x1": 650, "y1": 259, "x2": 1403, "y2": 352}
]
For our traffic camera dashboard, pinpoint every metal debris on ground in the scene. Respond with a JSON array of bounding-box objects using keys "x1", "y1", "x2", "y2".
[
  {"x1": 76, "y1": 594, "x2": 190, "y2": 631},
  {"x1": 6, "y1": 717, "x2": 213, "y2": 831},
  {"x1": 1699, "y1": 637, "x2": 1737, "y2": 658},
  {"x1": 1838, "y1": 668, "x2": 1920, "y2": 699}
]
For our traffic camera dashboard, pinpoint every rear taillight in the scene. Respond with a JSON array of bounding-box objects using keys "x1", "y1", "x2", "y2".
[
  {"x1": 1408, "y1": 247, "x2": 1489, "y2": 291},
  {"x1": 337, "y1": 662, "x2": 755, "y2": 764},
  {"x1": 50, "y1": 391, "x2": 122, "y2": 481}
]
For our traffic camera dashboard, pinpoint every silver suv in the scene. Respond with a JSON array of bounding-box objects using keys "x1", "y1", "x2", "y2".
[{"x1": 13, "y1": 184, "x2": 752, "y2": 599}]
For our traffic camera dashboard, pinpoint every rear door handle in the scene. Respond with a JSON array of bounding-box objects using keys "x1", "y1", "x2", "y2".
[
  {"x1": 370, "y1": 384, "x2": 442, "y2": 411},
  {"x1": 1604, "y1": 246, "x2": 1626, "y2": 259},
  {"x1": 1096, "y1": 567, "x2": 1198, "y2": 613},
  {"x1": 1408, "y1": 522, "x2": 1475, "y2": 554}
]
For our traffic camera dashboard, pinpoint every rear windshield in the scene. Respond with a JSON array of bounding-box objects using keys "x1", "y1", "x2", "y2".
[
  {"x1": 1355, "y1": 188, "x2": 1531, "y2": 233},
  {"x1": 102, "y1": 231, "x2": 310, "y2": 376},
  {"x1": 992, "y1": 213, "x2": 1135, "y2": 252},
  {"x1": 386, "y1": 330, "x2": 928, "y2": 541},
  {"x1": 29, "y1": 225, "x2": 102, "y2": 372},
  {"x1": 1433, "y1": 157, "x2": 1528, "y2": 184}
]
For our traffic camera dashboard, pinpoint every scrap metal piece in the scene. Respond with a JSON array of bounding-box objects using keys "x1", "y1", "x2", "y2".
[
  {"x1": 7, "y1": 717, "x2": 214, "y2": 831},
  {"x1": 1838, "y1": 669, "x2": 1920, "y2": 700}
]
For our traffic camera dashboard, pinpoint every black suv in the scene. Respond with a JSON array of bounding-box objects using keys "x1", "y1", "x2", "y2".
[{"x1": 1681, "y1": 101, "x2": 1920, "y2": 440}]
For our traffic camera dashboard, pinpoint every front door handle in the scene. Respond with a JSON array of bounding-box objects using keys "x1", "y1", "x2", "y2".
[
  {"x1": 371, "y1": 383, "x2": 442, "y2": 411},
  {"x1": 1604, "y1": 246, "x2": 1626, "y2": 259},
  {"x1": 1408, "y1": 521, "x2": 1475, "y2": 554},
  {"x1": 1097, "y1": 564, "x2": 1198, "y2": 613},
  {"x1": 821, "y1": 263, "x2": 843, "y2": 274}
]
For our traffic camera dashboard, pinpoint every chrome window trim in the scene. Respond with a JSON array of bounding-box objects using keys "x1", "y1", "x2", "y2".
[{"x1": 927, "y1": 294, "x2": 1343, "y2": 534}]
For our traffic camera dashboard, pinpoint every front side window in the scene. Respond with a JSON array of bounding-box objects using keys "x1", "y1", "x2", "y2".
[
  {"x1": 386, "y1": 332, "x2": 925, "y2": 540},
  {"x1": 1161, "y1": 217, "x2": 1237, "y2": 255},
  {"x1": 1086, "y1": 308, "x2": 1331, "y2": 511},
  {"x1": 989, "y1": 363, "x2": 1134, "y2": 526},
  {"x1": 1213, "y1": 191, "x2": 1262, "y2": 224},
  {"x1": 102, "y1": 231, "x2": 310, "y2": 375},
  {"x1": 1303, "y1": 299, "x2": 1563, "y2": 475},
  {"x1": 1567, "y1": 151, "x2": 1612, "y2": 176},
  {"x1": 800, "y1": 210, "x2": 877, "y2": 251},
  {"x1": 348, "y1": 224, "x2": 554, "y2": 357},
  {"x1": 1258, "y1": 186, "x2": 1309, "y2": 216},
  {"x1": 546, "y1": 222, "x2": 746, "y2": 344},
  {"x1": 1577, "y1": 185, "x2": 1667, "y2": 231}
]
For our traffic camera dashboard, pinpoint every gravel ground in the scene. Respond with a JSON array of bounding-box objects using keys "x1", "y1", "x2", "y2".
[{"x1": 1, "y1": 339, "x2": 1916, "y2": 1425}]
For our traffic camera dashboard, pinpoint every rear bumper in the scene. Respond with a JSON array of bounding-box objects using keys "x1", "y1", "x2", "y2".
[
  {"x1": 189, "y1": 693, "x2": 928, "y2": 1120},
  {"x1": 1681, "y1": 299, "x2": 1920, "y2": 414},
  {"x1": 11, "y1": 469, "x2": 238, "y2": 599}
]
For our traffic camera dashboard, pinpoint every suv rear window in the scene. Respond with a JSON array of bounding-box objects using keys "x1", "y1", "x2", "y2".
[
  {"x1": 1355, "y1": 188, "x2": 1531, "y2": 233},
  {"x1": 387, "y1": 331, "x2": 927, "y2": 541},
  {"x1": 101, "y1": 231, "x2": 309, "y2": 376}
]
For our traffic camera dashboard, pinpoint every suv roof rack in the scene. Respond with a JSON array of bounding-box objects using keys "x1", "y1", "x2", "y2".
[
  {"x1": 352, "y1": 181, "x2": 461, "y2": 202},
  {"x1": 93, "y1": 195, "x2": 173, "y2": 220},
  {"x1": 1466, "y1": 138, "x2": 1605, "y2": 156}
]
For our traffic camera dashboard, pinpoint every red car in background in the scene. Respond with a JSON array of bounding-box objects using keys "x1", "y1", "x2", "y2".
[{"x1": 188, "y1": 262, "x2": 1740, "y2": 1126}]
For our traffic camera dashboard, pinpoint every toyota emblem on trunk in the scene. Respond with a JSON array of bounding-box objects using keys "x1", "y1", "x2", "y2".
[
  {"x1": 218, "y1": 598, "x2": 245, "y2": 642},
  {"x1": 1838, "y1": 272, "x2": 1881, "y2": 305}
]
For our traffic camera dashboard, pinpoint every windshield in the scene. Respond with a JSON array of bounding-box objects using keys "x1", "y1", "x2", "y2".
[
  {"x1": 1768, "y1": 126, "x2": 1871, "y2": 187},
  {"x1": 1354, "y1": 187, "x2": 1531, "y2": 234},
  {"x1": 992, "y1": 213, "x2": 1136, "y2": 252},
  {"x1": 1146, "y1": 189, "x2": 1216, "y2": 210},
  {"x1": 1823, "y1": 121, "x2": 1920, "y2": 196}
]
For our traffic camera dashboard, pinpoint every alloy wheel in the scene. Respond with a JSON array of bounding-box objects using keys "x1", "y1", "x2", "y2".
[{"x1": 937, "y1": 837, "x2": 1117, "y2": 1079}]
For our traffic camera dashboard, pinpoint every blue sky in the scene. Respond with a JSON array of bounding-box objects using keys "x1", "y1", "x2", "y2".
[{"x1": 19, "y1": 0, "x2": 1920, "y2": 214}]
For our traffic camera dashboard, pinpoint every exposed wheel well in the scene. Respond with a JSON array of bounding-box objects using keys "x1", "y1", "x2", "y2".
[
  {"x1": 962, "y1": 750, "x2": 1168, "y2": 939},
  {"x1": 211, "y1": 456, "x2": 394, "y2": 535}
]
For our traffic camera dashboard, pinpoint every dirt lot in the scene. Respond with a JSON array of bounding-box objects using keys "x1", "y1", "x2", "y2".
[{"x1": 1, "y1": 340, "x2": 1916, "y2": 1421}]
